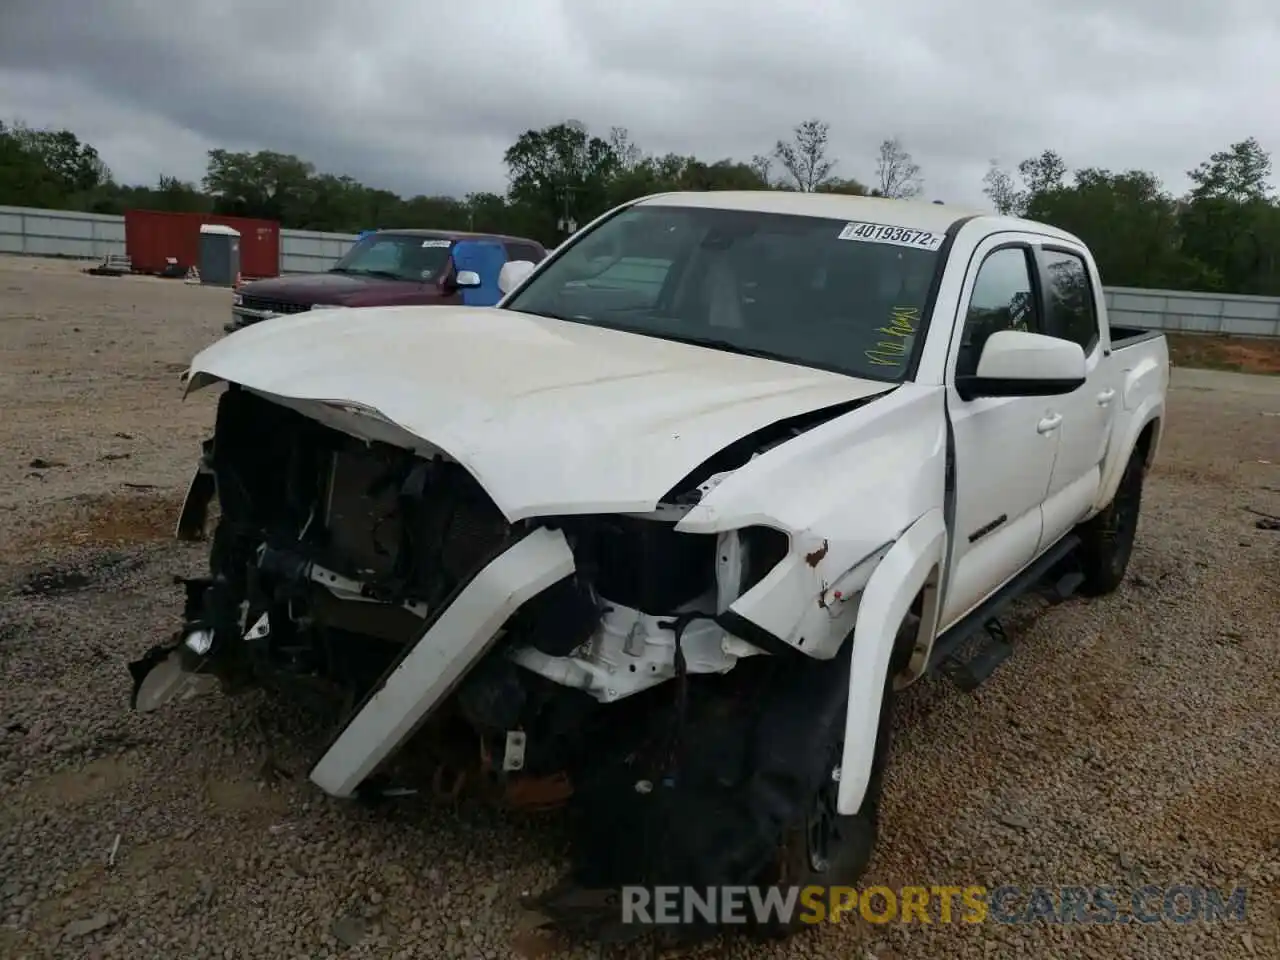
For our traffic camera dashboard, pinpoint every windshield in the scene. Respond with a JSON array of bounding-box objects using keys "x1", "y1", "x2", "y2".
[
  {"x1": 330, "y1": 233, "x2": 453, "y2": 282},
  {"x1": 503, "y1": 205, "x2": 944, "y2": 381}
]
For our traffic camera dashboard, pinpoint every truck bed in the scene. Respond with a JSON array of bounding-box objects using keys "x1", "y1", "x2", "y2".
[{"x1": 1110, "y1": 325, "x2": 1164, "y2": 349}]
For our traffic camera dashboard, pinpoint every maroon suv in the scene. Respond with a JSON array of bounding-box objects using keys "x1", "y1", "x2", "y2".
[{"x1": 227, "y1": 229, "x2": 547, "y2": 332}]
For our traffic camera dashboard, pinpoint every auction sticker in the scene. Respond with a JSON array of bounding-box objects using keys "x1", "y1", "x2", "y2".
[
  {"x1": 421, "y1": 239, "x2": 452, "y2": 248},
  {"x1": 838, "y1": 221, "x2": 944, "y2": 251}
]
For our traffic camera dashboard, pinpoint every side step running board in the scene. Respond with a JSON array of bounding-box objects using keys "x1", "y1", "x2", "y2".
[
  {"x1": 942, "y1": 619, "x2": 1012, "y2": 692},
  {"x1": 928, "y1": 533, "x2": 1082, "y2": 689}
]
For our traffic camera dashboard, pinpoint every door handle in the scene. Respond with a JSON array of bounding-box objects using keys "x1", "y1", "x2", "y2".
[
  {"x1": 1096, "y1": 388, "x2": 1116, "y2": 407},
  {"x1": 1037, "y1": 413, "x2": 1063, "y2": 435}
]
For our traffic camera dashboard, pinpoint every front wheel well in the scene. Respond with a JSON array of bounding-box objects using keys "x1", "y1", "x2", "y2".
[{"x1": 895, "y1": 578, "x2": 937, "y2": 681}]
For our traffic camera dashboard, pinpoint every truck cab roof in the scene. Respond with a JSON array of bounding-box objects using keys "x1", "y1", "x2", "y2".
[{"x1": 628, "y1": 190, "x2": 1087, "y2": 248}]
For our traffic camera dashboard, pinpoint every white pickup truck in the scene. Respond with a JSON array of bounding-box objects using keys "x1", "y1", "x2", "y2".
[{"x1": 132, "y1": 191, "x2": 1168, "y2": 940}]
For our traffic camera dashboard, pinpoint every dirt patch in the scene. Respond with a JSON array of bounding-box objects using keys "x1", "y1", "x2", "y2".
[
  {"x1": 16, "y1": 566, "x2": 94, "y2": 596},
  {"x1": 1168, "y1": 333, "x2": 1280, "y2": 375},
  {"x1": 17, "y1": 490, "x2": 186, "y2": 552},
  {"x1": 14, "y1": 551, "x2": 148, "y2": 600},
  {"x1": 205, "y1": 776, "x2": 293, "y2": 816},
  {"x1": 25, "y1": 756, "x2": 137, "y2": 807}
]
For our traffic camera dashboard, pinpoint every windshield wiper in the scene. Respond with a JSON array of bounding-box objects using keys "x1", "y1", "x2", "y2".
[
  {"x1": 655, "y1": 332, "x2": 801, "y2": 366},
  {"x1": 511, "y1": 307, "x2": 573, "y2": 322}
]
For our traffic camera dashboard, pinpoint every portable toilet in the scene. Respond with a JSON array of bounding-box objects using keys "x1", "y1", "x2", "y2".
[{"x1": 199, "y1": 223, "x2": 241, "y2": 286}]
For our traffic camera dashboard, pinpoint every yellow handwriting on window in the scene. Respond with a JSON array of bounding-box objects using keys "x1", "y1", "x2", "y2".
[{"x1": 865, "y1": 305, "x2": 920, "y2": 367}]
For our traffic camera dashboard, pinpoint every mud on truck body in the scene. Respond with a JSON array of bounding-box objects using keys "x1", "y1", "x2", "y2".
[{"x1": 132, "y1": 191, "x2": 1168, "y2": 942}]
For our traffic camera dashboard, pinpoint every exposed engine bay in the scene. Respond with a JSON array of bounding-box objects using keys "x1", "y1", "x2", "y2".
[{"x1": 131, "y1": 385, "x2": 882, "y2": 939}]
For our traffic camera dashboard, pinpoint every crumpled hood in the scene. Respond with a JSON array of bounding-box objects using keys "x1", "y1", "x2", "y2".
[{"x1": 187, "y1": 305, "x2": 895, "y2": 520}]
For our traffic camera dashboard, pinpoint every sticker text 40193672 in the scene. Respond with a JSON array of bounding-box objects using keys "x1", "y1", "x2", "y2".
[{"x1": 838, "y1": 221, "x2": 944, "y2": 251}]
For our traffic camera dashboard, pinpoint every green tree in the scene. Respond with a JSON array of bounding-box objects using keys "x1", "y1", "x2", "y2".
[
  {"x1": 202, "y1": 148, "x2": 316, "y2": 222},
  {"x1": 503, "y1": 121, "x2": 622, "y2": 242},
  {"x1": 816, "y1": 177, "x2": 870, "y2": 196},
  {"x1": 774, "y1": 119, "x2": 836, "y2": 192},
  {"x1": 874, "y1": 137, "x2": 922, "y2": 199},
  {"x1": 679, "y1": 158, "x2": 768, "y2": 191},
  {"x1": 750, "y1": 154, "x2": 775, "y2": 188},
  {"x1": 982, "y1": 161, "x2": 1025, "y2": 215},
  {"x1": 1187, "y1": 137, "x2": 1272, "y2": 203},
  {"x1": 607, "y1": 127, "x2": 644, "y2": 172},
  {"x1": 1177, "y1": 138, "x2": 1279, "y2": 295},
  {"x1": 1017, "y1": 150, "x2": 1067, "y2": 197},
  {"x1": 1026, "y1": 167, "x2": 1190, "y2": 288},
  {"x1": 153, "y1": 175, "x2": 211, "y2": 213},
  {"x1": 460, "y1": 192, "x2": 511, "y2": 233},
  {"x1": 0, "y1": 121, "x2": 67, "y2": 208},
  {"x1": 7, "y1": 124, "x2": 109, "y2": 194}
]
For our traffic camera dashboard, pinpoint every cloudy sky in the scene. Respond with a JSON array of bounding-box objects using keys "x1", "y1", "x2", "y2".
[{"x1": 2, "y1": 0, "x2": 1278, "y2": 207}]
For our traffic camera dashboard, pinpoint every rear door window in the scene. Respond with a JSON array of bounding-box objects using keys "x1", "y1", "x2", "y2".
[{"x1": 1041, "y1": 249, "x2": 1099, "y2": 353}]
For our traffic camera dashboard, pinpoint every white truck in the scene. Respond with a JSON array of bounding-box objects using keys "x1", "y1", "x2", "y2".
[{"x1": 131, "y1": 191, "x2": 1168, "y2": 940}]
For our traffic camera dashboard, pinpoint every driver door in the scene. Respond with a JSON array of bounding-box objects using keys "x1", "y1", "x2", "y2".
[{"x1": 939, "y1": 238, "x2": 1063, "y2": 630}]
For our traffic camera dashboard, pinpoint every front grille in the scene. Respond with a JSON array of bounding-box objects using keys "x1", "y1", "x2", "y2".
[{"x1": 240, "y1": 296, "x2": 311, "y2": 315}]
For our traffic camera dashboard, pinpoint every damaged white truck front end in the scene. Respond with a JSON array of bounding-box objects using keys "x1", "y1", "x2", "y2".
[{"x1": 145, "y1": 298, "x2": 936, "y2": 802}]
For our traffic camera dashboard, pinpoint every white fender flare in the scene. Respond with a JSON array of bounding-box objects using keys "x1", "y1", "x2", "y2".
[
  {"x1": 836, "y1": 507, "x2": 947, "y2": 815},
  {"x1": 1096, "y1": 401, "x2": 1163, "y2": 512}
]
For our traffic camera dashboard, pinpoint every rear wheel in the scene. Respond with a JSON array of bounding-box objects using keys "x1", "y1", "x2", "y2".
[{"x1": 1077, "y1": 447, "x2": 1146, "y2": 596}]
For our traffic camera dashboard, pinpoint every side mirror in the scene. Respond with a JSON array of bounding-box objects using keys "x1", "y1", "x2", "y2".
[
  {"x1": 498, "y1": 260, "x2": 536, "y2": 295},
  {"x1": 455, "y1": 270, "x2": 481, "y2": 289},
  {"x1": 956, "y1": 329, "x2": 1086, "y2": 400}
]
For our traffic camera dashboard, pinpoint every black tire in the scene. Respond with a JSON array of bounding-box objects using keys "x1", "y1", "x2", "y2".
[
  {"x1": 1077, "y1": 446, "x2": 1146, "y2": 596},
  {"x1": 750, "y1": 622, "x2": 910, "y2": 939}
]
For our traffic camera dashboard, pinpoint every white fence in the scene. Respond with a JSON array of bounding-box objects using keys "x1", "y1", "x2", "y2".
[
  {"x1": 0, "y1": 204, "x2": 357, "y2": 278},
  {"x1": 1105, "y1": 287, "x2": 1280, "y2": 338},
  {"x1": 2, "y1": 204, "x2": 1279, "y2": 337},
  {"x1": 279, "y1": 227, "x2": 358, "y2": 274},
  {"x1": 0, "y1": 205, "x2": 125, "y2": 260}
]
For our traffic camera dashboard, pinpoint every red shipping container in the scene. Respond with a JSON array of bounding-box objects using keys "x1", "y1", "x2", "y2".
[{"x1": 125, "y1": 210, "x2": 281, "y2": 279}]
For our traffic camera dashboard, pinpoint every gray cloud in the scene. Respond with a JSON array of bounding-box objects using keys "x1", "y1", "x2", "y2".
[{"x1": 1, "y1": 0, "x2": 1277, "y2": 206}]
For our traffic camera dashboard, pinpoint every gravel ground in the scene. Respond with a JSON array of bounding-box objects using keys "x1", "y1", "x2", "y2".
[{"x1": 0, "y1": 255, "x2": 1277, "y2": 960}]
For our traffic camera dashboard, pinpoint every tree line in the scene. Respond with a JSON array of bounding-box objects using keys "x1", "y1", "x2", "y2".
[{"x1": 1, "y1": 117, "x2": 1276, "y2": 296}]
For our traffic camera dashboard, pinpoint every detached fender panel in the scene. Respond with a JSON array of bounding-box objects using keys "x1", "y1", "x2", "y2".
[
  {"x1": 309, "y1": 527, "x2": 575, "y2": 798},
  {"x1": 837, "y1": 507, "x2": 947, "y2": 815}
]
